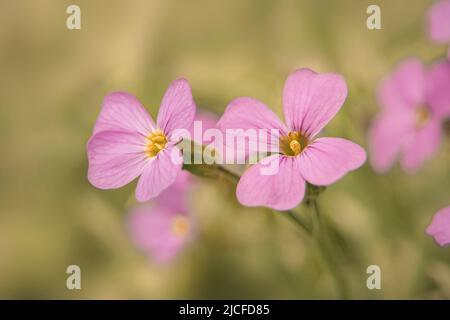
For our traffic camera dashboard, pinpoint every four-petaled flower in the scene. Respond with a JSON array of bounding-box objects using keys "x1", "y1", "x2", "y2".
[
  {"x1": 369, "y1": 58, "x2": 450, "y2": 173},
  {"x1": 218, "y1": 68, "x2": 366, "y2": 210},
  {"x1": 87, "y1": 79, "x2": 196, "y2": 202}
]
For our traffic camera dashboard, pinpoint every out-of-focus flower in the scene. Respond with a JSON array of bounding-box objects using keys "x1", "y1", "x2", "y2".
[
  {"x1": 369, "y1": 58, "x2": 450, "y2": 173},
  {"x1": 127, "y1": 111, "x2": 218, "y2": 263},
  {"x1": 428, "y1": 0, "x2": 450, "y2": 58},
  {"x1": 128, "y1": 171, "x2": 195, "y2": 263},
  {"x1": 87, "y1": 79, "x2": 196, "y2": 202},
  {"x1": 217, "y1": 68, "x2": 366, "y2": 210},
  {"x1": 426, "y1": 206, "x2": 450, "y2": 247}
]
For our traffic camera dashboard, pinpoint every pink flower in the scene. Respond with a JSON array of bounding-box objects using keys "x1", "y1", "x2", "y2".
[
  {"x1": 428, "y1": 0, "x2": 450, "y2": 58},
  {"x1": 87, "y1": 79, "x2": 196, "y2": 202},
  {"x1": 127, "y1": 112, "x2": 217, "y2": 263},
  {"x1": 426, "y1": 206, "x2": 450, "y2": 247},
  {"x1": 217, "y1": 68, "x2": 366, "y2": 210},
  {"x1": 128, "y1": 171, "x2": 195, "y2": 263},
  {"x1": 369, "y1": 58, "x2": 450, "y2": 173}
]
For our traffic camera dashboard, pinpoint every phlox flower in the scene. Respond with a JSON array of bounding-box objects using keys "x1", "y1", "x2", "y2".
[
  {"x1": 87, "y1": 79, "x2": 196, "y2": 202},
  {"x1": 217, "y1": 68, "x2": 366, "y2": 210},
  {"x1": 426, "y1": 206, "x2": 450, "y2": 247},
  {"x1": 128, "y1": 171, "x2": 195, "y2": 263},
  {"x1": 369, "y1": 58, "x2": 450, "y2": 173},
  {"x1": 428, "y1": 0, "x2": 450, "y2": 58}
]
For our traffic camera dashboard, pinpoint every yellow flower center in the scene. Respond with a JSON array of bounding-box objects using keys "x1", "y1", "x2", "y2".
[
  {"x1": 280, "y1": 131, "x2": 309, "y2": 156},
  {"x1": 415, "y1": 107, "x2": 430, "y2": 128},
  {"x1": 145, "y1": 130, "x2": 167, "y2": 158},
  {"x1": 171, "y1": 215, "x2": 190, "y2": 237}
]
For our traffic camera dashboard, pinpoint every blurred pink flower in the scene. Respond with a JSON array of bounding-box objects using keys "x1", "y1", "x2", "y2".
[
  {"x1": 128, "y1": 171, "x2": 195, "y2": 263},
  {"x1": 217, "y1": 68, "x2": 366, "y2": 210},
  {"x1": 426, "y1": 206, "x2": 450, "y2": 247},
  {"x1": 428, "y1": 0, "x2": 450, "y2": 58},
  {"x1": 369, "y1": 58, "x2": 450, "y2": 173},
  {"x1": 87, "y1": 79, "x2": 196, "y2": 202}
]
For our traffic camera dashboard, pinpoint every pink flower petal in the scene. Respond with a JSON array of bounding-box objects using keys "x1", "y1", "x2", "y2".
[
  {"x1": 128, "y1": 205, "x2": 192, "y2": 263},
  {"x1": 369, "y1": 110, "x2": 415, "y2": 173},
  {"x1": 377, "y1": 58, "x2": 426, "y2": 112},
  {"x1": 157, "y1": 78, "x2": 196, "y2": 136},
  {"x1": 426, "y1": 206, "x2": 450, "y2": 247},
  {"x1": 236, "y1": 155, "x2": 305, "y2": 210},
  {"x1": 428, "y1": 0, "x2": 450, "y2": 43},
  {"x1": 217, "y1": 97, "x2": 287, "y2": 133},
  {"x1": 217, "y1": 97, "x2": 287, "y2": 156},
  {"x1": 282, "y1": 68, "x2": 347, "y2": 138},
  {"x1": 401, "y1": 119, "x2": 442, "y2": 173},
  {"x1": 136, "y1": 145, "x2": 183, "y2": 202},
  {"x1": 93, "y1": 92, "x2": 155, "y2": 136},
  {"x1": 87, "y1": 131, "x2": 147, "y2": 189},
  {"x1": 155, "y1": 170, "x2": 191, "y2": 213},
  {"x1": 426, "y1": 60, "x2": 450, "y2": 119},
  {"x1": 298, "y1": 137, "x2": 366, "y2": 186}
]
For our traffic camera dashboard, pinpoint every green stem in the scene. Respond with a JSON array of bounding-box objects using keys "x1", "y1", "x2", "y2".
[
  {"x1": 216, "y1": 165, "x2": 240, "y2": 181},
  {"x1": 282, "y1": 208, "x2": 312, "y2": 235},
  {"x1": 184, "y1": 161, "x2": 348, "y2": 297},
  {"x1": 311, "y1": 199, "x2": 349, "y2": 299},
  {"x1": 184, "y1": 162, "x2": 312, "y2": 235}
]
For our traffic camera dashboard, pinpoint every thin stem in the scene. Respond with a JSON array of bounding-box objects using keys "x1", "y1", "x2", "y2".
[
  {"x1": 311, "y1": 199, "x2": 349, "y2": 299},
  {"x1": 282, "y1": 209, "x2": 312, "y2": 235},
  {"x1": 216, "y1": 165, "x2": 240, "y2": 181},
  {"x1": 204, "y1": 164, "x2": 312, "y2": 235},
  {"x1": 184, "y1": 160, "x2": 349, "y2": 297}
]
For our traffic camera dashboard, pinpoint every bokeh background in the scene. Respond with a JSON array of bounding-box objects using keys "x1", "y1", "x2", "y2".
[{"x1": 1, "y1": 0, "x2": 449, "y2": 299}]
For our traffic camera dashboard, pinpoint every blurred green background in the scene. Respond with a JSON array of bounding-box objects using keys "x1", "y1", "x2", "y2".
[{"x1": 1, "y1": 0, "x2": 449, "y2": 299}]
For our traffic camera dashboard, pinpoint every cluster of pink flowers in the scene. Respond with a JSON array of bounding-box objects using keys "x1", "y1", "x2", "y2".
[
  {"x1": 368, "y1": 0, "x2": 450, "y2": 247},
  {"x1": 87, "y1": 71, "x2": 366, "y2": 209},
  {"x1": 87, "y1": 69, "x2": 366, "y2": 261},
  {"x1": 85, "y1": 1, "x2": 450, "y2": 261}
]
